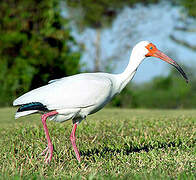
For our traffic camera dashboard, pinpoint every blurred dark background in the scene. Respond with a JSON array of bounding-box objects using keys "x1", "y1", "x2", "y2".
[{"x1": 0, "y1": 0, "x2": 196, "y2": 108}]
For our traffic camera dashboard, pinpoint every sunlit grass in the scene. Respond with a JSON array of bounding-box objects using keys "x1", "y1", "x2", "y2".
[{"x1": 0, "y1": 108, "x2": 195, "y2": 179}]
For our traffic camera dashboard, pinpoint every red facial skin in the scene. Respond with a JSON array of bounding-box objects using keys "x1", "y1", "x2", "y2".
[
  {"x1": 145, "y1": 43, "x2": 176, "y2": 65},
  {"x1": 145, "y1": 43, "x2": 158, "y2": 57},
  {"x1": 145, "y1": 43, "x2": 188, "y2": 83}
]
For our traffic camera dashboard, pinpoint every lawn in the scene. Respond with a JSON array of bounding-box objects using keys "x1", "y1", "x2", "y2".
[{"x1": 0, "y1": 108, "x2": 195, "y2": 179}]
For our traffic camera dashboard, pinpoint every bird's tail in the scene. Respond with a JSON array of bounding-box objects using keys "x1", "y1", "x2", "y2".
[
  {"x1": 15, "y1": 110, "x2": 38, "y2": 119},
  {"x1": 14, "y1": 102, "x2": 48, "y2": 119}
]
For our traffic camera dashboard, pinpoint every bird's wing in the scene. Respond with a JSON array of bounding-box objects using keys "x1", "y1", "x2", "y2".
[{"x1": 13, "y1": 74, "x2": 113, "y2": 110}]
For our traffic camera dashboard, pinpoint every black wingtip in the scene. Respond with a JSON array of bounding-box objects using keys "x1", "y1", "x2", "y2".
[{"x1": 17, "y1": 102, "x2": 48, "y2": 112}]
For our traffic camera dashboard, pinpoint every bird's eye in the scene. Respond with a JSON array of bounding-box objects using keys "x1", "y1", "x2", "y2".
[{"x1": 150, "y1": 46, "x2": 153, "y2": 50}]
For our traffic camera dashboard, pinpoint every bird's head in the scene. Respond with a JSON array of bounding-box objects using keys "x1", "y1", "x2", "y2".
[{"x1": 135, "y1": 41, "x2": 188, "y2": 83}]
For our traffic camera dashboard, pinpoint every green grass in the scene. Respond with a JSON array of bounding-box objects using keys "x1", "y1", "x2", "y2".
[{"x1": 0, "y1": 108, "x2": 195, "y2": 179}]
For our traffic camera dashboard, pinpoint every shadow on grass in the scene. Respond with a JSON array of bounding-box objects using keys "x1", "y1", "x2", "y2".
[{"x1": 80, "y1": 140, "x2": 184, "y2": 159}]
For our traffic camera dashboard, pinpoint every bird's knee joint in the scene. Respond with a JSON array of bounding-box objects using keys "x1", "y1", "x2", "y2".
[{"x1": 41, "y1": 115, "x2": 47, "y2": 123}]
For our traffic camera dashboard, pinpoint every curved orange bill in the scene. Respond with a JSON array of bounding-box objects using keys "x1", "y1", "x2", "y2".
[{"x1": 152, "y1": 50, "x2": 189, "y2": 83}]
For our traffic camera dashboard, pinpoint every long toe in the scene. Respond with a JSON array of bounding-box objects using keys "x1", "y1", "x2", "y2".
[
  {"x1": 40, "y1": 147, "x2": 48, "y2": 156},
  {"x1": 44, "y1": 151, "x2": 49, "y2": 163},
  {"x1": 44, "y1": 144, "x2": 53, "y2": 164},
  {"x1": 44, "y1": 151, "x2": 53, "y2": 164},
  {"x1": 40, "y1": 146, "x2": 53, "y2": 164}
]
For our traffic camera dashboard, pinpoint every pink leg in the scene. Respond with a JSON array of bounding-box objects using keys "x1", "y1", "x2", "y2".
[
  {"x1": 41, "y1": 111, "x2": 58, "y2": 163},
  {"x1": 70, "y1": 124, "x2": 81, "y2": 162}
]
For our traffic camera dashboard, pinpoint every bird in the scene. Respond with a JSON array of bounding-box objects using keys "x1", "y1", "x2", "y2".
[{"x1": 13, "y1": 41, "x2": 188, "y2": 163}]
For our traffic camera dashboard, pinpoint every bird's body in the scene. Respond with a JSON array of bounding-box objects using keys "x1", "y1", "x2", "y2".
[
  {"x1": 14, "y1": 72, "x2": 122, "y2": 123},
  {"x1": 13, "y1": 41, "x2": 188, "y2": 163}
]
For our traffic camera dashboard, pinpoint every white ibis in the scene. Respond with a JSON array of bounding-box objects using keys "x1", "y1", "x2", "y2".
[{"x1": 13, "y1": 41, "x2": 188, "y2": 163}]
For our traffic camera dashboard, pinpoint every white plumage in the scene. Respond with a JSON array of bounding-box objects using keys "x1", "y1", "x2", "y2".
[
  {"x1": 14, "y1": 73, "x2": 118, "y2": 122},
  {"x1": 13, "y1": 41, "x2": 188, "y2": 163}
]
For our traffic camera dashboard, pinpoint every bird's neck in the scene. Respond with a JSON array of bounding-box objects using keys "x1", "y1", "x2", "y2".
[{"x1": 117, "y1": 50, "x2": 145, "y2": 93}]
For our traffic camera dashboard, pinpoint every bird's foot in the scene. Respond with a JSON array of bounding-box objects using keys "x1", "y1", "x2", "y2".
[
  {"x1": 40, "y1": 145, "x2": 53, "y2": 164},
  {"x1": 40, "y1": 147, "x2": 48, "y2": 156}
]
